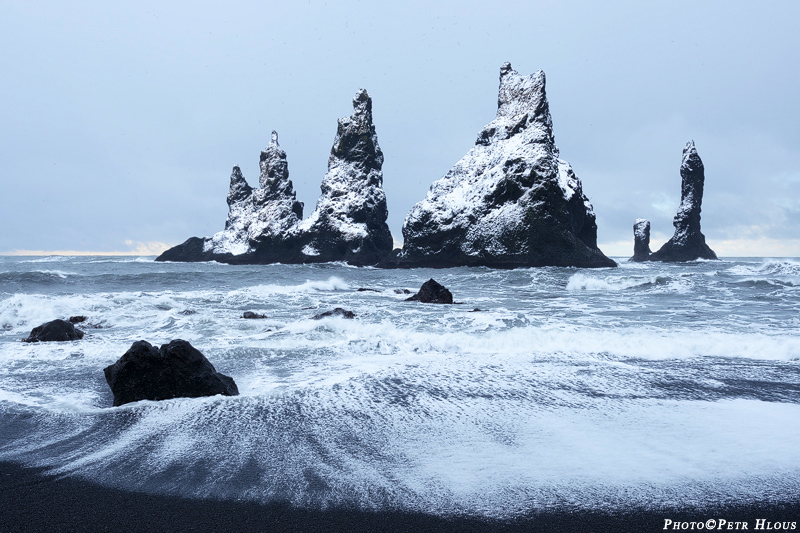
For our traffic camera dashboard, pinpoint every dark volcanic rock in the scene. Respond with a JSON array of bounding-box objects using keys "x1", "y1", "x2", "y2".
[
  {"x1": 648, "y1": 141, "x2": 717, "y2": 262},
  {"x1": 312, "y1": 308, "x2": 356, "y2": 320},
  {"x1": 155, "y1": 236, "x2": 221, "y2": 262},
  {"x1": 295, "y1": 89, "x2": 393, "y2": 266},
  {"x1": 23, "y1": 319, "x2": 84, "y2": 343},
  {"x1": 406, "y1": 279, "x2": 453, "y2": 304},
  {"x1": 103, "y1": 339, "x2": 239, "y2": 407},
  {"x1": 68, "y1": 316, "x2": 87, "y2": 324},
  {"x1": 631, "y1": 218, "x2": 652, "y2": 262},
  {"x1": 157, "y1": 94, "x2": 393, "y2": 267},
  {"x1": 386, "y1": 63, "x2": 615, "y2": 269},
  {"x1": 242, "y1": 311, "x2": 267, "y2": 319}
]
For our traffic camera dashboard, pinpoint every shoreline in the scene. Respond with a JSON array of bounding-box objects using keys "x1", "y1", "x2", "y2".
[{"x1": 1, "y1": 462, "x2": 798, "y2": 532}]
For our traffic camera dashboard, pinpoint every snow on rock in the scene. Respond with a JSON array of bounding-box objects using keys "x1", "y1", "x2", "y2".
[
  {"x1": 388, "y1": 63, "x2": 615, "y2": 268},
  {"x1": 206, "y1": 132, "x2": 304, "y2": 256},
  {"x1": 630, "y1": 218, "x2": 652, "y2": 262},
  {"x1": 647, "y1": 141, "x2": 717, "y2": 262},
  {"x1": 157, "y1": 94, "x2": 392, "y2": 266},
  {"x1": 295, "y1": 89, "x2": 393, "y2": 265}
]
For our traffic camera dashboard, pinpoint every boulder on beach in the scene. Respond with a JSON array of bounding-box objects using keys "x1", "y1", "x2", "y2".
[
  {"x1": 103, "y1": 339, "x2": 239, "y2": 407},
  {"x1": 406, "y1": 279, "x2": 454, "y2": 304},
  {"x1": 385, "y1": 62, "x2": 616, "y2": 269},
  {"x1": 22, "y1": 319, "x2": 84, "y2": 343},
  {"x1": 647, "y1": 141, "x2": 717, "y2": 262}
]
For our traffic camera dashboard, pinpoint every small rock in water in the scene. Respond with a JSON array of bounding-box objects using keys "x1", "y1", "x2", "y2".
[
  {"x1": 23, "y1": 319, "x2": 84, "y2": 343},
  {"x1": 313, "y1": 308, "x2": 356, "y2": 320},
  {"x1": 179, "y1": 309, "x2": 198, "y2": 316},
  {"x1": 393, "y1": 288, "x2": 412, "y2": 294},
  {"x1": 68, "y1": 316, "x2": 87, "y2": 324},
  {"x1": 357, "y1": 288, "x2": 381, "y2": 292},
  {"x1": 103, "y1": 339, "x2": 239, "y2": 407},
  {"x1": 630, "y1": 218, "x2": 652, "y2": 262},
  {"x1": 242, "y1": 311, "x2": 267, "y2": 319},
  {"x1": 405, "y1": 279, "x2": 453, "y2": 304}
]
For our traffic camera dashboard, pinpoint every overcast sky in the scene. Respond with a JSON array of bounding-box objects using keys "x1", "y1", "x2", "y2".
[{"x1": 2, "y1": 0, "x2": 799, "y2": 257}]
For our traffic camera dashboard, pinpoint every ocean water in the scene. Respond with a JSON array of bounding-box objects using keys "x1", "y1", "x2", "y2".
[{"x1": 1, "y1": 256, "x2": 799, "y2": 517}]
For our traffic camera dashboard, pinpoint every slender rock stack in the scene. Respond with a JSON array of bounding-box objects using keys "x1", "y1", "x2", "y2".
[
  {"x1": 631, "y1": 218, "x2": 652, "y2": 262},
  {"x1": 646, "y1": 141, "x2": 717, "y2": 262}
]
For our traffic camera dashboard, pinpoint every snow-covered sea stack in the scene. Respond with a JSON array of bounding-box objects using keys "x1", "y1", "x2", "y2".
[
  {"x1": 156, "y1": 132, "x2": 304, "y2": 263},
  {"x1": 294, "y1": 89, "x2": 393, "y2": 265},
  {"x1": 156, "y1": 92, "x2": 392, "y2": 266},
  {"x1": 647, "y1": 141, "x2": 717, "y2": 262},
  {"x1": 631, "y1": 218, "x2": 652, "y2": 262},
  {"x1": 386, "y1": 63, "x2": 615, "y2": 268}
]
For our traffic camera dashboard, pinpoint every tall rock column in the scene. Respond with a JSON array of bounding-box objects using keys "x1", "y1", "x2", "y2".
[
  {"x1": 648, "y1": 141, "x2": 717, "y2": 262},
  {"x1": 631, "y1": 218, "x2": 652, "y2": 262},
  {"x1": 296, "y1": 89, "x2": 393, "y2": 265}
]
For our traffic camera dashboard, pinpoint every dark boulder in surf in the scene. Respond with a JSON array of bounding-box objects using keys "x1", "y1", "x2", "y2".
[
  {"x1": 312, "y1": 308, "x2": 356, "y2": 320},
  {"x1": 103, "y1": 339, "x2": 239, "y2": 407},
  {"x1": 22, "y1": 319, "x2": 84, "y2": 343},
  {"x1": 406, "y1": 279, "x2": 454, "y2": 304},
  {"x1": 242, "y1": 311, "x2": 267, "y2": 319}
]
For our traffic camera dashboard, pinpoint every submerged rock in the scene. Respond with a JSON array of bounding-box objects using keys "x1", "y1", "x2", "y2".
[
  {"x1": 295, "y1": 89, "x2": 393, "y2": 265},
  {"x1": 242, "y1": 311, "x2": 267, "y2": 319},
  {"x1": 406, "y1": 279, "x2": 453, "y2": 304},
  {"x1": 103, "y1": 339, "x2": 239, "y2": 407},
  {"x1": 631, "y1": 218, "x2": 652, "y2": 262},
  {"x1": 312, "y1": 308, "x2": 356, "y2": 320},
  {"x1": 388, "y1": 63, "x2": 615, "y2": 269},
  {"x1": 23, "y1": 319, "x2": 84, "y2": 343},
  {"x1": 648, "y1": 141, "x2": 717, "y2": 262}
]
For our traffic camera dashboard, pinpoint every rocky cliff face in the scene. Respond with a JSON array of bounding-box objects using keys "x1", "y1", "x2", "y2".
[
  {"x1": 631, "y1": 218, "x2": 652, "y2": 262},
  {"x1": 389, "y1": 63, "x2": 615, "y2": 268},
  {"x1": 647, "y1": 141, "x2": 717, "y2": 262},
  {"x1": 157, "y1": 93, "x2": 392, "y2": 266},
  {"x1": 294, "y1": 89, "x2": 393, "y2": 265}
]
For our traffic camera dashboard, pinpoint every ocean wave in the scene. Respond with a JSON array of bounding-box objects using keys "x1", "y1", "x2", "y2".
[
  {"x1": 726, "y1": 258, "x2": 800, "y2": 279},
  {"x1": 0, "y1": 270, "x2": 76, "y2": 284},
  {"x1": 20, "y1": 256, "x2": 72, "y2": 263},
  {"x1": 565, "y1": 273, "x2": 673, "y2": 291}
]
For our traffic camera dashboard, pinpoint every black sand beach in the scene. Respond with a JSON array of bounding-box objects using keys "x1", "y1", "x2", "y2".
[{"x1": 1, "y1": 462, "x2": 797, "y2": 533}]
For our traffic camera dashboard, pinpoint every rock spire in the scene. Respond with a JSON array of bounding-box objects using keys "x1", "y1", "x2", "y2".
[{"x1": 647, "y1": 141, "x2": 717, "y2": 262}]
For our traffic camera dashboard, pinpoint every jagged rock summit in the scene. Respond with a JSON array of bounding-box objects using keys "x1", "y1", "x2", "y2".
[
  {"x1": 645, "y1": 141, "x2": 717, "y2": 262},
  {"x1": 386, "y1": 63, "x2": 615, "y2": 268},
  {"x1": 156, "y1": 91, "x2": 392, "y2": 265},
  {"x1": 631, "y1": 218, "x2": 652, "y2": 262},
  {"x1": 294, "y1": 89, "x2": 393, "y2": 265}
]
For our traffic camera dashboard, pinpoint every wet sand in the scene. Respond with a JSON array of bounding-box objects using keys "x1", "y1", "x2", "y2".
[{"x1": 1, "y1": 462, "x2": 797, "y2": 532}]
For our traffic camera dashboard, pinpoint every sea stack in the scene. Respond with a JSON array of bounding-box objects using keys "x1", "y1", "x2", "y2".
[
  {"x1": 648, "y1": 141, "x2": 717, "y2": 262},
  {"x1": 294, "y1": 89, "x2": 393, "y2": 265},
  {"x1": 631, "y1": 218, "x2": 652, "y2": 262},
  {"x1": 156, "y1": 91, "x2": 393, "y2": 266},
  {"x1": 387, "y1": 63, "x2": 615, "y2": 268}
]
